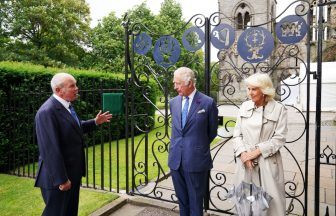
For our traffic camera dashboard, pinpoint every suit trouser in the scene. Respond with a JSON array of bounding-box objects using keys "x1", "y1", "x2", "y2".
[
  {"x1": 171, "y1": 166, "x2": 208, "y2": 216},
  {"x1": 41, "y1": 181, "x2": 80, "y2": 216}
]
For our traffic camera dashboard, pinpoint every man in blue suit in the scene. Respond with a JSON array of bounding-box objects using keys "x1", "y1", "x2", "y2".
[
  {"x1": 169, "y1": 67, "x2": 218, "y2": 216},
  {"x1": 34, "y1": 72, "x2": 112, "y2": 216}
]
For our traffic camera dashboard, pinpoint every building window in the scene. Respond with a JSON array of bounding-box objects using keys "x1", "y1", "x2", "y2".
[
  {"x1": 244, "y1": 12, "x2": 250, "y2": 27},
  {"x1": 237, "y1": 13, "x2": 243, "y2": 29},
  {"x1": 235, "y1": 3, "x2": 251, "y2": 30}
]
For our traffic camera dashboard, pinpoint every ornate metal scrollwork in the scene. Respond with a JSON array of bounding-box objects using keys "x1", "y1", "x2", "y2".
[
  {"x1": 125, "y1": 1, "x2": 316, "y2": 215},
  {"x1": 320, "y1": 145, "x2": 336, "y2": 165}
]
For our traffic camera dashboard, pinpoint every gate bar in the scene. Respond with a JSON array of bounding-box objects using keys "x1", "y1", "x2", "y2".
[
  {"x1": 304, "y1": 6, "x2": 313, "y2": 216},
  {"x1": 123, "y1": 16, "x2": 130, "y2": 193},
  {"x1": 203, "y1": 17, "x2": 211, "y2": 211},
  {"x1": 315, "y1": 0, "x2": 324, "y2": 215},
  {"x1": 204, "y1": 17, "x2": 211, "y2": 96}
]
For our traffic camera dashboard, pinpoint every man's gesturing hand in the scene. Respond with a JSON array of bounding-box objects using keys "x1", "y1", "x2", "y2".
[{"x1": 95, "y1": 110, "x2": 112, "y2": 125}]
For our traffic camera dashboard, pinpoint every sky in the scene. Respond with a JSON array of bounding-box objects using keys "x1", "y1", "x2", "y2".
[{"x1": 86, "y1": 0, "x2": 296, "y2": 27}]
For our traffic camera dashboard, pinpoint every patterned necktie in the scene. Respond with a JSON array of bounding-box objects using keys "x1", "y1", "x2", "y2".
[
  {"x1": 181, "y1": 96, "x2": 189, "y2": 128},
  {"x1": 69, "y1": 104, "x2": 80, "y2": 126}
]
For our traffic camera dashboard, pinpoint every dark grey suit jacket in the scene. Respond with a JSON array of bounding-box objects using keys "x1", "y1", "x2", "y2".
[{"x1": 34, "y1": 96, "x2": 96, "y2": 189}]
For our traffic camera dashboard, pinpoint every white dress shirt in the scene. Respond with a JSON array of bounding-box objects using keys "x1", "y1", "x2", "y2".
[
  {"x1": 53, "y1": 94, "x2": 71, "y2": 113},
  {"x1": 182, "y1": 88, "x2": 196, "y2": 112}
]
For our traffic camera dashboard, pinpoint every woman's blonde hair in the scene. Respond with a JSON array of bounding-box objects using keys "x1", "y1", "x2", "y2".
[{"x1": 244, "y1": 73, "x2": 275, "y2": 101}]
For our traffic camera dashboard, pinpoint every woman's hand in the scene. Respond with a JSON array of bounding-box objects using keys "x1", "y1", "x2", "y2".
[
  {"x1": 240, "y1": 152, "x2": 253, "y2": 170},
  {"x1": 244, "y1": 160, "x2": 254, "y2": 170},
  {"x1": 240, "y1": 148, "x2": 261, "y2": 163}
]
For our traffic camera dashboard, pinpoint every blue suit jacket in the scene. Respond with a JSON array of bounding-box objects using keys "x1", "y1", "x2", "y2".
[
  {"x1": 34, "y1": 96, "x2": 96, "y2": 189},
  {"x1": 168, "y1": 91, "x2": 218, "y2": 172}
]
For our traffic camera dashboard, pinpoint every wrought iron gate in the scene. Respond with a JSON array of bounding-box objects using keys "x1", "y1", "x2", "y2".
[{"x1": 123, "y1": 1, "x2": 335, "y2": 215}]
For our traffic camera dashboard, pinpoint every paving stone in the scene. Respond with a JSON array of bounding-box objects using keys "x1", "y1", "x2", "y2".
[
  {"x1": 137, "y1": 207, "x2": 179, "y2": 216},
  {"x1": 325, "y1": 187, "x2": 335, "y2": 205}
]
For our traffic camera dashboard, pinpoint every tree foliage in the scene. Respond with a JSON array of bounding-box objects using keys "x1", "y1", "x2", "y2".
[
  {"x1": 87, "y1": 3, "x2": 158, "y2": 73},
  {"x1": 0, "y1": 0, "x2": 91, "y2": 67},
  {"x1": 88, "y1": 12, "x2": 125, "y2": 72},
  {"x1": 88, "y1": 0, "x2": 204, "y2": 88},
  {"x1": 0, "y1": 0, "x2": 206, "y2": 79}
]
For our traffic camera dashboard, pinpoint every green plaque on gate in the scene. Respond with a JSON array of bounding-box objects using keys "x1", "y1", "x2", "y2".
[{"x1": 102, "y1": 93, "x2": 124, "y2": 115}]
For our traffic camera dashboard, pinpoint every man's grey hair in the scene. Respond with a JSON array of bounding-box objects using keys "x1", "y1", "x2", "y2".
[
  {"x1": 50, "y1": 72, "x2": 75, "y2": 93},
  {"x1": 174, "y1": 67, "x2": 196, "y2": 85}
]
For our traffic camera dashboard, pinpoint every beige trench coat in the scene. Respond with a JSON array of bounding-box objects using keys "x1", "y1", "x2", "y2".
[{"x1": 233, "y1": 99, "x2": 288, "y2": 216}]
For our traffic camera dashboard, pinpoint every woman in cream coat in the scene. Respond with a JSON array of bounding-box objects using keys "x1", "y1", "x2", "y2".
[{"x1": 232, "y1": 73, "x2": 288, "y2": 216}]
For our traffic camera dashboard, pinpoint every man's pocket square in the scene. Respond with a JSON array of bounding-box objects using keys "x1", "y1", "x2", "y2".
[{"x1": 197, "y1": 109, "x2": 206, "y2": 114}]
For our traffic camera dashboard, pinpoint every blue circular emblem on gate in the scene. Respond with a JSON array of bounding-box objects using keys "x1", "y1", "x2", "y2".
[
  {"x1": 237, "y1": 27, "x2": 274, "y2": 63},
  {"x1": 133, "y1": 32, "x2": 152, "y2": 55},
  {"x1": 211, "y1": 23, "x2": 235, "y2": 49},
  {"x1": 275, "y1": 15, "x2": 308, "y2": 44},
  {"x1": 153, "y1": 36, "x2": 181, "y2": 68},
  {"x1": 182, "y1": 27, "x2": 205, "y2": 52}
]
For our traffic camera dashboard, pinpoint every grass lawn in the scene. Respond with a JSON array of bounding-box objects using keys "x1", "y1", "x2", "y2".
[
  {"x1": 223, "y1": 116, "x2": 236, "y2": 127},
  {"x1": 155, "y1": 96, "x2": 166, "y2": 110},
  {"x1": 0, "y1": 174, "x2": 118, "y2": 216},
  {"x1": 83, "y1": 121, "x2": 171, "y2": 190}
]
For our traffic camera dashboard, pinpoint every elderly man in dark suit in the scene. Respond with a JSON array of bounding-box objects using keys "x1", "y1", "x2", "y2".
[
  {"x1": 34, "y1": 72, "x2": 112, "y2": 216},
  {"x1": 169, "y1": 67, "x2": 218, "y2": 216}
]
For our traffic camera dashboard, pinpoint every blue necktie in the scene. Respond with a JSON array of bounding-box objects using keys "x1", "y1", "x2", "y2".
[
  {"x1": 181, "y1": 96, "x2": 189, "y2": 128},
  {"x1": 69, "y1": 105, "x2": 80, "y2": 126}
]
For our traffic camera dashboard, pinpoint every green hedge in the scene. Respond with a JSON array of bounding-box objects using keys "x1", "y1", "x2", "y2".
[{"x1": 0, "y1": 61, "x2": 158, "y2": 172}]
